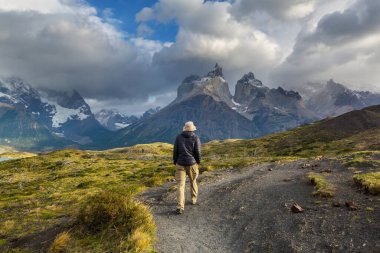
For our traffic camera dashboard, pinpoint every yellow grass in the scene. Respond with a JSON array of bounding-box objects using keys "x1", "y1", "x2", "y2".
[
  {"x1": 308, "y1": 172, "x2": 336, "y2": 197},
  {"x1": 353, "y1": 172, "x2": 380, "y2": 195}
]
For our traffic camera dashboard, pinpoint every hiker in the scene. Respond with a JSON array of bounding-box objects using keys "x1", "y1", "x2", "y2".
[{"x1": 173, "y1": 121, "x2": 201, "y2": 214}]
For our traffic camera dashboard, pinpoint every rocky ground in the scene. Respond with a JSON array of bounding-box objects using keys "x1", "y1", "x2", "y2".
[{"x1": 141, "y1": 159, "x2": 380, "y2": 253}]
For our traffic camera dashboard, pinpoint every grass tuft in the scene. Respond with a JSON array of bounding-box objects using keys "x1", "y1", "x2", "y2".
[
  {"x1": 48, "y1": 231, "x2": 70, "y2": 253},
  {"x1": 353, "y1": 172, "x2": 380, "y2": 195},
  {"x1": 308, "y1": 172, "x2": 336, "y2": 197},
  {"x1": 75, "y1": 191, "x2": 155, "y2": 252}
]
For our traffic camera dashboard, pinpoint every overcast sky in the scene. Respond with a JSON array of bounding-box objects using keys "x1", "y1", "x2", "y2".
[{"x1": 0, "y1": 0, "x2": 379, "y2": 115}]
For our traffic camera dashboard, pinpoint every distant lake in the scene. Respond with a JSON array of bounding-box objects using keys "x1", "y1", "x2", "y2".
[{"x1": 0, "y1": 157, "x2": 11, "y2": 162}]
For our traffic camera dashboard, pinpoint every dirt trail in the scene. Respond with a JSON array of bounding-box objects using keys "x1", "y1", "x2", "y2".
[{"x1": 141, "y1": 159, "x2": 380, "y2": 253}]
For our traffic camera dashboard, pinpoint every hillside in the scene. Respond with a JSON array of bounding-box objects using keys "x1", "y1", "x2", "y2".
[
  {"x1": 111, "y1": 94, "x2": 257, "y2": 146},
  {"x1": 1, "y1": 105, "x2": 379, "y2": 252}
]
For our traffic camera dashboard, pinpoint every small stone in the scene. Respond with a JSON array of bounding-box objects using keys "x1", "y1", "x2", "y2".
[
  {"x1": 291, "y1": 202, "x2": 304, "y2": 213},
  {"x1": 333, "y1": 202, "x2": 342, "y2": 207},
  {"x1": 345, "y1": 201, "x2": 358, "y2": 211},
  {"x1": 268, "y1": 168, "x2": 273, "y2": 171}
]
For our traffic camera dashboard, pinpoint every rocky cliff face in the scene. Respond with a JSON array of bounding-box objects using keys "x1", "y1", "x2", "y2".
[
  {"x1": 112, "y1": 64, "x2": 317, "y2": 145},
  {"x1": 233, "y1": 72, "x2": 264, "y2": 105},
  {"x1": 232, "y1": 73, "x2": 317, "y2": 133},
  {"x1": 111, "y1": 64, "x2": 258, "y2": 146},
  {"x1": 175, "y1": 64, "x2": 233, "y2": 107}
]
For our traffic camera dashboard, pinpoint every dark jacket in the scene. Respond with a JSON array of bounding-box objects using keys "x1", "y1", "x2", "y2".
[{"x1": 173, "y1": 131, "x2": 201, "y2": 166}]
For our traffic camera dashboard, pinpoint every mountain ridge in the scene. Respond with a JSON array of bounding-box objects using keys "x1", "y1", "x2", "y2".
[
  {"x1": 0, "y1": 77, "x2": 110, "y2": 150},
  {"x1": 1, "y1": 65, "x2": 380, "y2": 151},
  {"x1": 111, "y1": 64, "x2": 320, "y2": 145}
]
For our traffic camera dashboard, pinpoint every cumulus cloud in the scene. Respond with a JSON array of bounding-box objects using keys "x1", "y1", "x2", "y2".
[
  {"x1": 0, "y1": 0, "x2": 379, "y2": 116},
  {"x1": 137, "y1": 0, "x2": 282, "y2": 88},
  {"x1": 272, "y1": 0, "x2": 380, "y2": 92},
  {"x1": 0, "y1": 0, "x2": 172, "y2": 113}
]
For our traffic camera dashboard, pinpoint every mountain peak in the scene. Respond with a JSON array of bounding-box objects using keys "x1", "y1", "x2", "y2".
[
  {"x1": 175, "y1": 64, "x2": 231, "y2": 104},
  {"x1": 206, "y1": 63, "x2": 223, "y2": 78},
  {"x1": 276, "y1": 86, "x2": 302, "y2": 100},
  {"x1": 237, "y1": 72, "x2": 262, "y2": 87},
  {"x1": 325, "y1": 79, "x2": 347, "y2": 93},
  {"x1": 234, "y1": 72, "x2": 266, "y2": 105},
  {"x1": 0, "y1": 77, "x2": 40, "y2": 98}
]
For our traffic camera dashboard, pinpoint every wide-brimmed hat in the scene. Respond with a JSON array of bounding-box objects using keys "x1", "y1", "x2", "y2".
[{"x1": 183, "y1": 121, "x2": 197, "y2": 131}]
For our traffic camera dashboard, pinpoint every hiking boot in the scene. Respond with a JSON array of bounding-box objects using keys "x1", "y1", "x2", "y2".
[{"x1": 176, "y1": 208, "x2": 184, "y2": 214}]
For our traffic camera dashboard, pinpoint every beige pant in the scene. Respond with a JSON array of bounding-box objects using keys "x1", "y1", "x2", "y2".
[{"x1": 175, "y1": 164, "x2": 199, "y2": 210}]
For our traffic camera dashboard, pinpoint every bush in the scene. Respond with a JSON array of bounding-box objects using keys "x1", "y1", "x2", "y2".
[{"x1": 76, "y1": 191, "x2": 156, "y2": 252}]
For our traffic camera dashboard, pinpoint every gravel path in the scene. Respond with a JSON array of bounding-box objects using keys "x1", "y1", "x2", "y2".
[{"x1": 142, "y1": 159, "x2": 380, "y2": 253}]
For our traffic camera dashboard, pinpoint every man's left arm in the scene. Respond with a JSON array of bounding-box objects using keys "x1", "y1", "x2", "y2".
[
  {"x1": 173, "y1": 136, "x2": 179, "y2": 165},
  {"x1": 194, "y1": 136, "x2": 201, "y2": 164}
]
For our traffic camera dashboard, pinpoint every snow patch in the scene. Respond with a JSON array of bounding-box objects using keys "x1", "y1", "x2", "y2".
[
  {"x1": 0, "y1": 92, "x2": 13, "y2": 100},
  {"x1": 41, "y1": 97, "x2": 89, "y2": 128},
  {"x1": 231, "y1": 99, "x2": 242, "y2": 106},
  {"x1": 114, "y1": 123, "x2": 130, "y2": 129},
  {"x1": 0, "y1": 91, "x2": 18, "y2": 104},
  {"x1": 53, "y1": 132, "x2": 65, "y2": 138}
]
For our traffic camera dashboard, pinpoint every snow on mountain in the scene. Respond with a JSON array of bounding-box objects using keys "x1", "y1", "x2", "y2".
[
  {"x1": 0, "y1": 91, "x2": 14, "y2": 101},
  {"x1": 0, "y1": 76, "x2": 110, "y2": 146},
  {"x1": 95, "y1": 109, "x2": 139, "y2": 131},
  {"x1": 40, "y1": 96, "x2": 89, "y2": 128},
  {"x1": 115, "y1": 122, "x2": 130, "y2": 128}
]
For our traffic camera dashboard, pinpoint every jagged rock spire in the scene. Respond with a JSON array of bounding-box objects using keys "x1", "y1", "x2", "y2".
[
  {"x1": 206, "y1": 63, "x2": 224, "y2": 78},
  {"x1": 237, "y1": 72, "x2": 262, "y2": 86}
]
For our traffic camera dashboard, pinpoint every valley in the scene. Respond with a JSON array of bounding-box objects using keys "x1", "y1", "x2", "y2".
[{"x1": 0, "y1": 105, "x2": 379, "y2": 252}]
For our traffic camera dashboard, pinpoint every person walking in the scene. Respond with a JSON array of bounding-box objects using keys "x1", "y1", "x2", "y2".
[{"x1": 173, "y1": 121, "x2": 201, "y2": 214}]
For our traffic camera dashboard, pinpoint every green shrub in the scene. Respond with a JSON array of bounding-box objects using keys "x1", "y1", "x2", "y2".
[{"x1": 76, "y1": 191, "x2": 155, "y2": 252}]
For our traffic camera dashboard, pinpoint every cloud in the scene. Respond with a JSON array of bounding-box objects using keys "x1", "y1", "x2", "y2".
[
  {"x1": 271, "y1": 0, "x2": 380, "y2": 92},
  {"x1": 137, "y1": 23, "x2": 154, "y2": 36},
  {"x1": 0, "y1": 0, "x2": 173, "y2": 113},
  {"x1": 137, "y1": 0, "x2": 282, "y2": 88},
  {"x1": 0, "y1": 0, "x2": 379, "y2": 116},
  {"x1": 231, "y1": 0, "x2": 318, "y2": 20},
  {"x1": 86, "y1": 91, "x2": 176, "y2": 116}
]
